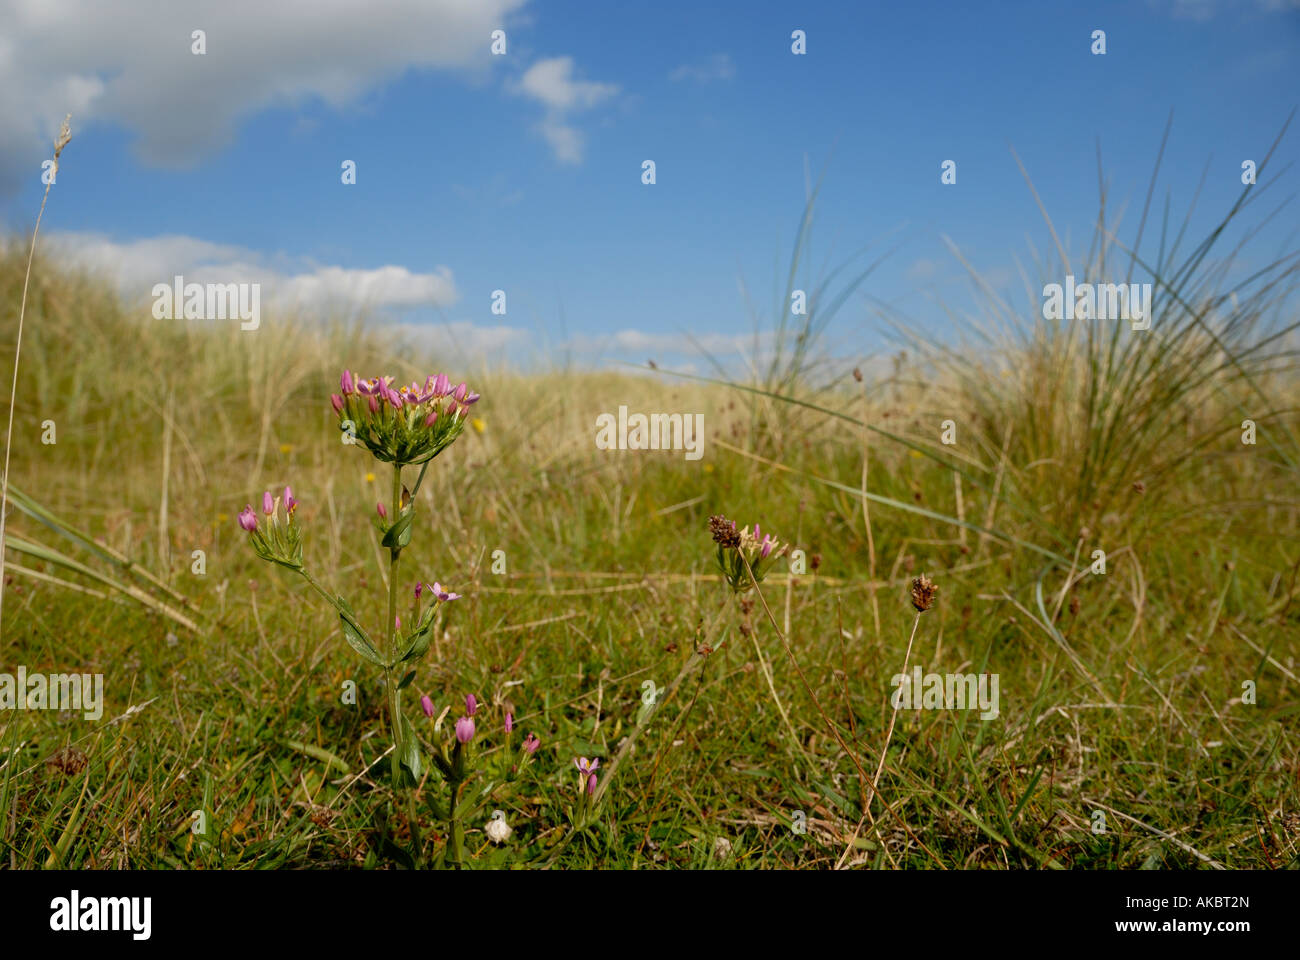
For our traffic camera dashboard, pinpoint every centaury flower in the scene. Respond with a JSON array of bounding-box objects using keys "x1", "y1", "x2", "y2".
[
  {"x1": 238, "y1": 488, "x2": 304, "y2": 569},
  {"x1": 333, "y1": 369, "x2": 480, "y2": 466},
  {"x1": 709, "y1": 514, "x2": 786, "y2": 593},
  {"x1": 429, "y1": 581, "x2": 460, "y2": 603}
]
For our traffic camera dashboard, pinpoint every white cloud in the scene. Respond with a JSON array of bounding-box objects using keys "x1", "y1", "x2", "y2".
[
  {"x1": 281, "y1": 265, "x2": 455, "y2": 307},
  {"x1": 669, "y1": 53, "x2": 735, "y2": 84},
  {"x1": 537, "y1": 118, "x2": 585, "y2": 165},
  {"x1": 516, "y1": 56, "x2": 618, "y2": 110},
  {"x1": 46, "y1": 231, "x2": 459, "y2": 310},
  {"x1": 387, "y1": 323, "x2": 771, "y2": 371},
  {"x1": 511, "y1": 56, "x2": 618, "y2": 164},
  {"x1": 0, "y1": 0, "x2": 528, "y2": 190},
  {"x1": 389, "y1": 320, "x2": 530, "y2": 360},
  {"x1": 42, "y1": 228, "x2": 812, "y2": 371}
]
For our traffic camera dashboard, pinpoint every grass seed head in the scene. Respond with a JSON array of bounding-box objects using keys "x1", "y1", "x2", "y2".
[
  {"x1": 709, "y1": 513, "x2": 741, "y2": 548},
  {"x1": 911, "y1": 574, "x2": 937, "y2": 612}
]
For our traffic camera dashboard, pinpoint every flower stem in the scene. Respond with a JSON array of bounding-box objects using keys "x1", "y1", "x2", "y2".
[
  {"x1": 406, "y1": 789, "x2": 423, "y2": 867},
  {"x1": 740, "y1": 551, "x2": 862, "y2": 782},
  {"x1": 383, "y1": 464, "x2": 405, "y2": 789},
  {"x1": 386, "y1": 463, "x2": 403, "y2": 661},
  {"x1": 740, "y1": 553, "x2": 946, "y2": 867},
  {"x1": 297, "y1": 567, "x2": 344, "y2": 613},
  {"x1": 448, "y1": 779, "x2": 464, "y2": 869},
  {"x1": 409, "y1": 459, "x2": 433, "y2": 500},
  {"x1": 869, "y1": 611, "x2": 921, "y2": 807}
]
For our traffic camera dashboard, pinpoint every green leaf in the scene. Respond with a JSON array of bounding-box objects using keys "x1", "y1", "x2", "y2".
[
  {"x1": 453, "y1": 793, "x2": 479, "y2": 821},
  {"x1": 425, "y1": 792, "x2": 449, "y2": 821},
  {"x1": 381, "y1": 509, "x2": 414, "y2": 550},
  {"x1": 395, "y1": 604, "x2": 438, "y2": 662},
  {"x1": 398, "y1": 621, "x2": 436, "y2": 663},
  {"x1": 284, "y1": 739, "x2": 351, "y2": 774},
  {"x1": 430, "y1": 748, "x2": 452, "y2": 779},
  {"x1": 398, "y1": 714, "x2": 423, "y2": 781},
  {"x1": 397, "y1": 670, "x2": 417, "y2": 690},
  {"x1": 339, "y1": 611, "x2": 386, "y2": 667}
]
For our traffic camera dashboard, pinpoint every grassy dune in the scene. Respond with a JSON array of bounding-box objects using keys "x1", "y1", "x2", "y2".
[{"x1": 1, "y1": 192, "x2": 1297, "y2": 869}]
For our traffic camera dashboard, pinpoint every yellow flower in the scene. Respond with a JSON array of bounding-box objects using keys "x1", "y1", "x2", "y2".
[
  {"x1": 471, "y1": 417, "x2": 485, "y2": 434},
  {"x1": 365, "y1": 472, "x2": 376, "y2": 484},
  {"x1": 217, "y1": 513, "x2": 229, "y2": 524},
  {"x1": 703, "y1": 463, "x2": 715, "y2": 473},
  {"x1": 909, "y1": 449, "x2": 923, "y2": 458},
  {"x1": 279, "y1": 444, "x2": 292, "y2": 454}
]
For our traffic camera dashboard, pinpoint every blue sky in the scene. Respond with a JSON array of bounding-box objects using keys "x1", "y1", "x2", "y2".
[{"x1": 2, "y1": 0, "x2": 1297, "y2": 369}]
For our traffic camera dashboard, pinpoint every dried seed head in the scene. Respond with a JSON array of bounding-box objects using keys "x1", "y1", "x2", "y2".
[
  {"x1": 54, "y1": 115, "x2": 72, "y2": 158},
  {"x1": 910, "y1": 574, "x2": 937, "y2": 612},
  {"x1": 708, "y1": 514, "x2": 741, "y2": 549}
]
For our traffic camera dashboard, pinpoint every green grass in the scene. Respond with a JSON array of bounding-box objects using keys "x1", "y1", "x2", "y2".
[{"x1": 1, "y1": 173, "x2": 1298, "y2": 869}]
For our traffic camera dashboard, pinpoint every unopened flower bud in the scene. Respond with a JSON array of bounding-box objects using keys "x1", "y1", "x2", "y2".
[{"x1": 455, "y1": 716, "x2": 475, "y2": 744}]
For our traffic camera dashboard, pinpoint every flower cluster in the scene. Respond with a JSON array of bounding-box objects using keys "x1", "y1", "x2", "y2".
[
  {"x1": 709, "y1": 514, "x2": 785, "y2": 593},
  {"x1": 420, "y1": 692, "x2": 543, "y2": 778},
  {"x1": 332, "y1": 370, "x2": 480, "y2": 466},
  {"x1": 238, "y1": 487, "x2": 303, "y2": 569},
  {"x1": 416, "y1": 691, "x2": 544, "y2": 862}
]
